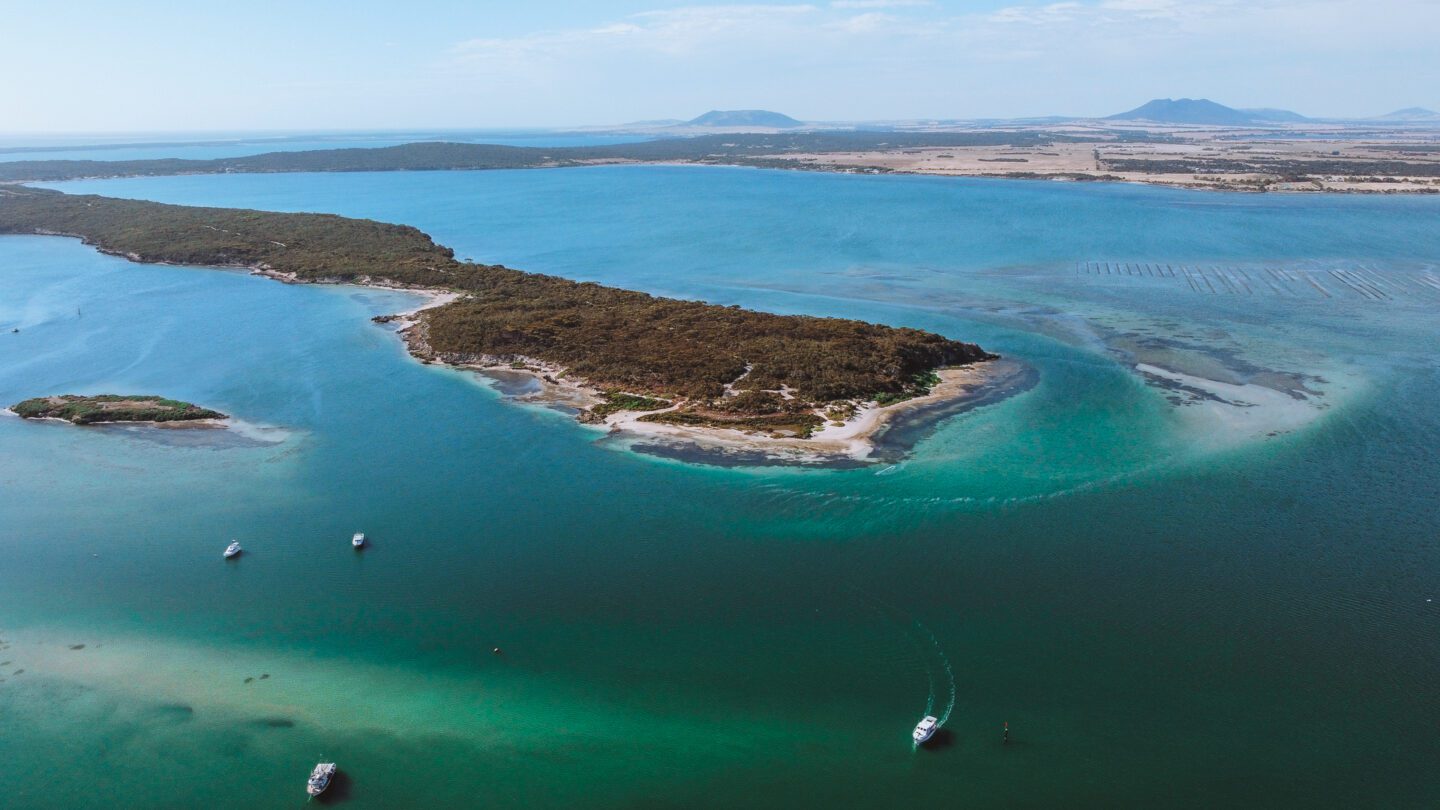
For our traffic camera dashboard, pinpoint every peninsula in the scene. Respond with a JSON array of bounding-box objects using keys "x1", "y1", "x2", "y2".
[
  {"x1": 0, "y1": 186, "x2": 997, "y2": 457},
  {"x1": 10, "y1": 395, "x2": 227, "y2": 425}
]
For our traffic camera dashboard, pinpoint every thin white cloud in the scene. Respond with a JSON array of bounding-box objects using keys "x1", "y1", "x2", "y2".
[
  {"x1": 4, "y1": 0, "x2": 1437, "y2": 130},
  {"x1": 986, "y1": 2, "x2": 1083, "y2": 24},
  {"x1": 1100, "y1": 0, "x2": 1182, "y2": 10},
  {"x1": 451, "y1": 4, "x2": 828, "y2": 71},
  {"x1": 831, "y1": 0, "x2": 933, "y2": 8},
  {"x1": 827, "y1": 11, "x2": 898, "y2": 32}
]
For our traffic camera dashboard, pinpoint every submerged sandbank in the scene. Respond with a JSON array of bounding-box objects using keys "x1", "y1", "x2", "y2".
[{"x1": 1134, "y1": 362, "x2": 1337, "y2": 443}]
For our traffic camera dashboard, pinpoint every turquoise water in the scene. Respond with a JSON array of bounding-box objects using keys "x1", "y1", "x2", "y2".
[{"x1": 2, "y1": 168, "x2": 1439, "y2": 807}]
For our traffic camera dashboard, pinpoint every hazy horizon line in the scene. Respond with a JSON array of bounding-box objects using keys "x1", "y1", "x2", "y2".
[{"x1": 3, "y1": 105, "x2": 1438, "y2": 140}]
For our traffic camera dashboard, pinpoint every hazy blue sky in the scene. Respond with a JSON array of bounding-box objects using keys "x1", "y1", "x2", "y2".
[{"x1": 3, "y1": 0, "x2": 1436, "y2": 132}]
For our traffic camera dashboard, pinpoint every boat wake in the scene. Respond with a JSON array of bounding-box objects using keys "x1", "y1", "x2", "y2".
[
  {"x1": 846, "y1": 585, "x2": 957, "y2": 743},
  {"x1": 913, "y1": 619, "x2": 957, "y2": 727}
]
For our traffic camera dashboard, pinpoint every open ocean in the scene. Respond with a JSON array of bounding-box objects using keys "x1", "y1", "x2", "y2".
[{"x1": 2, "y1": 164, "x2": 1438, "y2": 807}]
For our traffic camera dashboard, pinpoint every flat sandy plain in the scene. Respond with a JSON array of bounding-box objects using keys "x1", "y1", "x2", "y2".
[{"x1": 757, "y1": 121, "x2": 1440, "y2": 193}]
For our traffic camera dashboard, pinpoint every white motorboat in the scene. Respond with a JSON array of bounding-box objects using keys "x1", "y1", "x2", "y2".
[
  {"x1": 913, "y1": 715, "x2": 938, "y2": 744},
  {"x1": 352, "y1": 532, "x2": 365, "y2": 548},
  {"x1": 223, "y1": 541, "x2": 242, "y2": 559},
  {"x1": 306, "y1": 762, "x2": 337, "y2": 797}
]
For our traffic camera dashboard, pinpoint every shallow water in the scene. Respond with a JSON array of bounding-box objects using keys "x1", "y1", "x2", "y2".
[{"x1": 2, "y1": 168, "x2": 1438, "y2": 807}]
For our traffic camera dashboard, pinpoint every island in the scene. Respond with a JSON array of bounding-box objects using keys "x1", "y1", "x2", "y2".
[
  {"x1": 0, "y1": 186, "x2": 1004, "y2": 460},
  {"x1": 10, "y1": 395, "x2": 227, "y2": 425}
]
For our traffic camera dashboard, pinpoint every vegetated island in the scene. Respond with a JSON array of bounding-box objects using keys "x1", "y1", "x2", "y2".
[
  {"x1": 9, "y1": 395, "x2": 227, "y2": 425},
  {"x1": 0, "y1": 185, "x2": 1005, "y2": 462}
]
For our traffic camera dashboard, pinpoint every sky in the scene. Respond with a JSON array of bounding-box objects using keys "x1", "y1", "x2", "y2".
[{"x1": 2, "y1": 0, "x2": 1437, "y2": 132}]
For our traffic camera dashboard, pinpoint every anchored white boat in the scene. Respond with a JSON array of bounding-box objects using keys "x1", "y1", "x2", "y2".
[
  {"x1": 352, "y1": 532, "x2": 365, "y2": 548},
  {"x1": 306, "y1": 762, "x2": 336, "y2": 797},
  {"x1": 913, "y1": 715, "x2": 939, "y2": 744},
  {"x1": 223, "y1": 541, "x2": 242, "y2": 559}
]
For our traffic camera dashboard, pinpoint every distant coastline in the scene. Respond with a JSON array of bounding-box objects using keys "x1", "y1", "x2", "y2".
[{"x1": 3, "y1": 128, "x2": 1439, "y2": 194}]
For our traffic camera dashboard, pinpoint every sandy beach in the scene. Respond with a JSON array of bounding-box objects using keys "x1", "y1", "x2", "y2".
[
  {"x1": 250, "y1": 266, "x2": 463, "y2": 318},
  {"x1": 607, "y1": 362, "x2": 1022, "y2": 463}
]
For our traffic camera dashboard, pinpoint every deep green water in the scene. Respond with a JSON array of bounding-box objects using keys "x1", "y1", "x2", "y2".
[{"x1": 2, "y1": 168, "x2": 1438, "y2": 807}]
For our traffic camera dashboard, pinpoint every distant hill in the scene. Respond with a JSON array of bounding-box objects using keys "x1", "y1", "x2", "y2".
[
  {"x1": 1107, "y1": 98, "x2": 1279, "y2": 126},
  {"x1": 1241, "y1": 107, "x2": 1310, "y2": 123},
  {"x1": 686, "y1": 110, "x2": 803, "y2": 128},
  {"x1": 1373, "y1": 107, "x2": 1440, "y2": 122}
]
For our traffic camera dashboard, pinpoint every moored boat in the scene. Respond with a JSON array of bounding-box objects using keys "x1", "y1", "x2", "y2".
[
  {"x1": 223, "y1": 541, "x2": 242, "y2": 559},
  {"x1": 913, "y1": 715, "x2": 938, "y2": 744},
  {"x1": 307, "y1": 762, "x2": 337, "y2": 797},
  {"x1": 352, "y1": 532, "x2": 365, "y2": 548}
]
